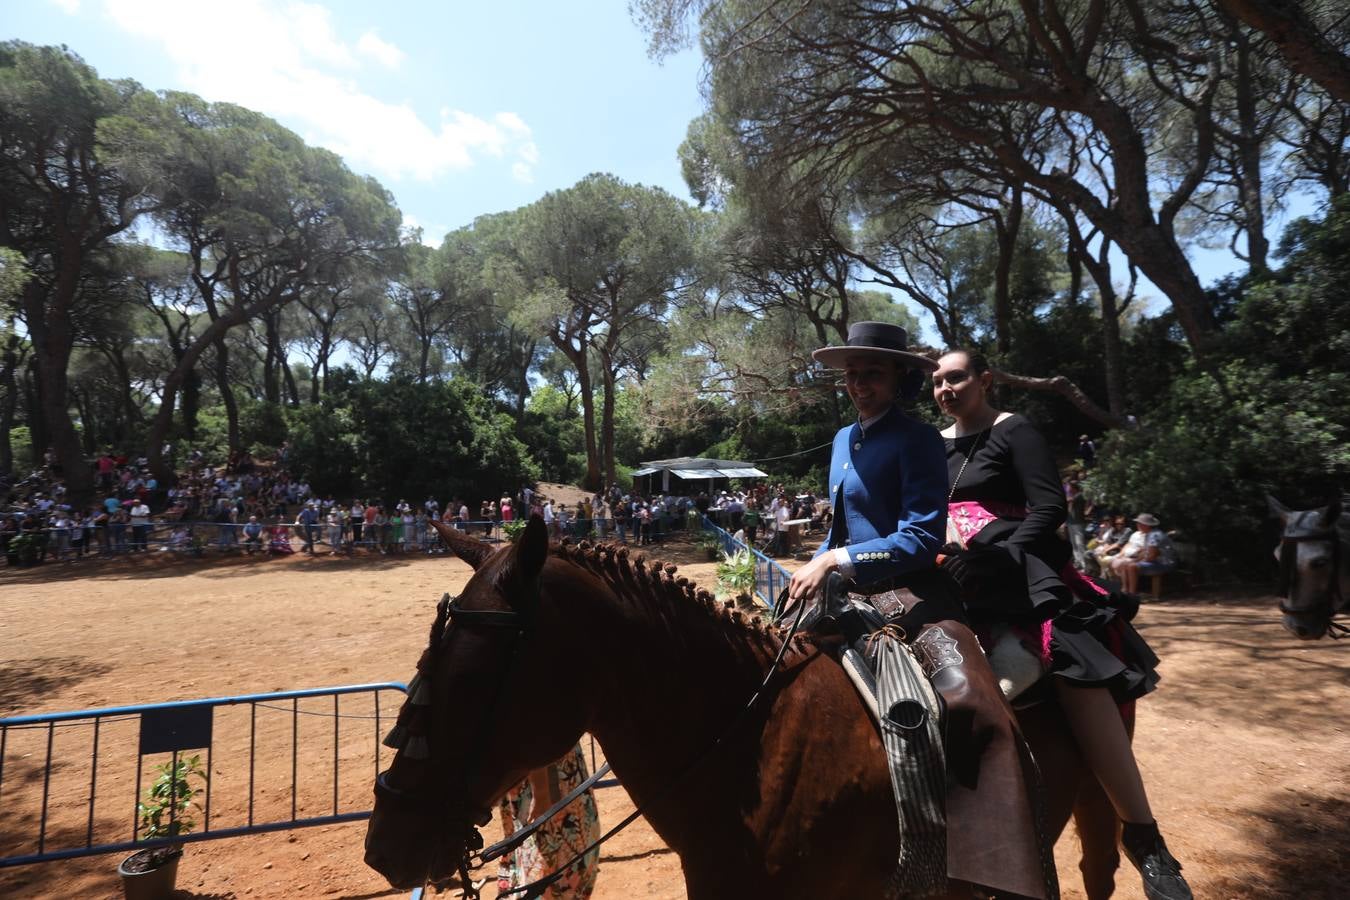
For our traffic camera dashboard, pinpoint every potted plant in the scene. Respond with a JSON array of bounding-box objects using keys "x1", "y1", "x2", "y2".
[
  {"x1": 502, "y1": 519, "x2": 529, "y2": 543},
  {"x1": 716, "y1": 548, "x2": 759, "y2": 604},
  {"x1": 697, "y1": 532, "x2": 723, "y2": 561},
  {"x1": 118, "y1": 754, "x2": 206, "y2": 900}
]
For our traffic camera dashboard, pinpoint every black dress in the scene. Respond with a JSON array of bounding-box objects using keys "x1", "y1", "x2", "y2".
[{"x1": 947, "y1": 415, "x2": 1159, "y2": 702}]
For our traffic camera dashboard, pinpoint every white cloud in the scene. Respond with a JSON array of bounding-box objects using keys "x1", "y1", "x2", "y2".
[
  {"x1": 98, "y1": 0, "x2": 538, "y2": 183},
  {"x1": 49, "y1": 0, "x2": 81, "y2": 13},
  {"x1": 356, "y1": 31, "x2": 404, "y2": 69}
]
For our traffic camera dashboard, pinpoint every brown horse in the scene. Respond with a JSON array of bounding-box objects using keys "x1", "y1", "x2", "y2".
[
  {"x1": 1269, "y1": 495, "x2": 1350, "y2": 639},
  {"x1": 365, "y1": 517, "x2": 1126, "y2": 898}
]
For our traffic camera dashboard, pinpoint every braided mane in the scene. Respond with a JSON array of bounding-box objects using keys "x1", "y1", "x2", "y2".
[{"x1": 549, "y1": 538, "x2": 813, "y2": 661}]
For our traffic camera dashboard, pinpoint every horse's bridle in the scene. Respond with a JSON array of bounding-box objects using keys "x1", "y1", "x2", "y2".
[
  {"x1": 377, "y1": 581, "x2": 810, "y2": 899},
  {"x1": 1277, "y1": 527, "x2": 1348, "y2": 639},
  {"x1": 375, "y1": 591, "x2": 540, "y2": 896}
]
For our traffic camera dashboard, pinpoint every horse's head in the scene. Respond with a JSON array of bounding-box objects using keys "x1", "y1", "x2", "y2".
[
  {"x1": 1269, "y1": 495, "x2": 1347, "y2": 640},
  {"x1": 364, "y1": 515, "x2": 590, "y2": 889}
]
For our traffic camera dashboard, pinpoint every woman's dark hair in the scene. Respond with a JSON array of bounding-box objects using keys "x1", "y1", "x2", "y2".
[{"x1": 943, "y1": 347, "x2": 992, "y2": 375}]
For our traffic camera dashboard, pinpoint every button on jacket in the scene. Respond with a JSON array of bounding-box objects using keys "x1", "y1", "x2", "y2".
[{"x1": 817, "y1": 406, "x2": 947, "y2": 585}]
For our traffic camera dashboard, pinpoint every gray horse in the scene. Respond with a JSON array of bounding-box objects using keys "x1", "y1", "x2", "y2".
[{"x1": 1268, "y1": 495, "x2": 1350, "y2": 639}]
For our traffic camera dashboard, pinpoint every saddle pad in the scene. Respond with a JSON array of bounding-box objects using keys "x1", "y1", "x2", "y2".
[{"x1": 838, "y1": 631, "x2": 948, "y2": 897}]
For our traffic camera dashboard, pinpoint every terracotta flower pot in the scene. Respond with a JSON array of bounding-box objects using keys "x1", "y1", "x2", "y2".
[{"x1": 118, "y1": 847, "x2": 181, "y2": 900}]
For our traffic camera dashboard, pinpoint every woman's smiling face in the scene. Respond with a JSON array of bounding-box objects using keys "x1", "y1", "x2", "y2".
[
  {"x1": 932, "y1": 351, "x2": 988, "y2": 419},
  {"x1": 842, "y1": 354, "x2": 899, "y2": 419}
]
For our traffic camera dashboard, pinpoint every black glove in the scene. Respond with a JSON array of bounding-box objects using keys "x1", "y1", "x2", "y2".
[{"x1": 940, "y1": 545, "x2": 1018, "y2": 596}]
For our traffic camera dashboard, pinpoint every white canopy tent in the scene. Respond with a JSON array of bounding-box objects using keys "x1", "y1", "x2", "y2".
[{"x1": 631, "y1": 457, "x2": 769, "y2": 494}]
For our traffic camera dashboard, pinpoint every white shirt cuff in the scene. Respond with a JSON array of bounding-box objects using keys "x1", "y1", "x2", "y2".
[{"x1": 833, "y1": 547, "x2": 856, "y2": 578}]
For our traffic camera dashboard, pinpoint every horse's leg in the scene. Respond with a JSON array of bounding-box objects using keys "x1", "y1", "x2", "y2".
[
  {"x1": 1071, "y1": 706, "x2": 1135, "y2": 899},
  {"x1": 1072, "y1": 775, "x2": 1122, "y2": 900}
]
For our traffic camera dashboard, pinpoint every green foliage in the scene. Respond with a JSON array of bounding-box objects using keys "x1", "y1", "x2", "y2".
[
  {"x1": 716, "y1": 548, "x2": 758, "y2": 599},
  {"x1": 8, "y1": 426, "x2": 34, "y2": 473},
  {"x1": 1088, "y1": 200, "x2": 1350, "y2": 575},
  {"x1": 239, "y1": 399, "x2": 288, "y2": 453},
  {"x1": 137, "y1": 755, "x2": 205, "y2": 843},
  {"x1": 502, "y1": 519, "x2": 529, "y2": 543},
  {"x1": 285, "y1": 376, "x2": 540, "y2": 503}
]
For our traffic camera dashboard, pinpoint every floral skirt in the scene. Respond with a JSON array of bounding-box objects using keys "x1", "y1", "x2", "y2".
[{"x1": 496, "y1": 743, "x2": 600, "y2": 899}]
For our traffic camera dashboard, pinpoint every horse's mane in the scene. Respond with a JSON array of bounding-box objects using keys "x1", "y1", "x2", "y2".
[{"x1": 547, "y1": 538, "x2": 814, "y2": 662}]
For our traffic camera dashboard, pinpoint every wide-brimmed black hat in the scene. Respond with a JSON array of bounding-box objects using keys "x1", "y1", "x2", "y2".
[{"x1": 812, "y1": 321, "x2": 936, "y2": 371}]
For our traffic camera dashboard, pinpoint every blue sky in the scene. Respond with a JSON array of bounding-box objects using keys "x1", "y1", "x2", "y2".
[
  {"x1": 7, "y1": 0, "x2": 705, "y2": 244},
  {"x1": 7, "y1": 0, "x2": 1306, "y2": 335}
]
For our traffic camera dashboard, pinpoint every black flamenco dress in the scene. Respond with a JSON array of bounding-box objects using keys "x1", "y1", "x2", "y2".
[{"x1": 946, "y1": 414, "x2": 1159, "y2": 704}]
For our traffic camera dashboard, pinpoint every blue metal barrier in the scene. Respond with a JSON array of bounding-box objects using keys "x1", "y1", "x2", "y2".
[
  {"x1": 0, "y1": 682, "x2": 406, "y2": 867},
  {"x1": 700, "y1": 516, "x2": 792, "y2": 610}
]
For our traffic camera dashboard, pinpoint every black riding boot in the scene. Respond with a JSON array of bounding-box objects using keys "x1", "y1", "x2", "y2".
[{"x1": 1121, "y1": 820, "x2": 1192, "y2": 900}]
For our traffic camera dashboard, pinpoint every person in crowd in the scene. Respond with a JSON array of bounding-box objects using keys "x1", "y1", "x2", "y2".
[
  {"x1": 1091, "y1": 515, "x2": 1133, "y2": 573},
  {"x1": 933, "y1": 348, "x2": 1190, "y2": 900},
  {"x1": 390, "y1": 508, "x2": 405, "y2": 553},
  {"x1": 494, "y1": 744, "x2": 600, "y2": 899},
  {"x1": 50, "y1": 509, "x2": 72, "y2": 560},
  {"x1": 129, "y1": 499, "x2": 152, "y2": 551},
  {"x1": 743, "y1": 498, "x2": 761, "y2": 546},
  {"x1": 1064, "y1": 475, "x2": 1090, "y2": 571},
  {"x1": 267, "y1": 517, "x2": 295, "y2": 555},
  {"x1": 110, "y1": 506, "x2": 129, "y2": 553},
  {"x1": 542, "y1": 498, "x2": 556, "y2": 537},
  {"x1": 242, "y1": 515, "x2": 264, "y2": 554},
  {"x1": 297, "y1": 502, "x2": 320, "y2": 554},
  {"x1": 372, "y1": 506, "x2": 389, "y2": 554},
  {"x1": 770, "y1": 492, "x2": 791, "y2": 557},
  {"x1": 613, "y1": 497, "x2": 629, "y2": 544},
  {"x1": 1077, "y1": 433, "x2": 1097, "y2": 467},
  {"x1": 594, "y1": 497, "x2": 609, "y2": 538},
  {"x1": 350, "y1": 500, "x2": 365, "y2": 547},
  {"x1": 327, "y1": 507, "x2": 344, "y2": 554},
  {"x1": 1110, "y1": 514, "x2": 1177, "y2": 594},
  {"x1": 69, "y1": 510, "x2": 87, "y2": 558}
]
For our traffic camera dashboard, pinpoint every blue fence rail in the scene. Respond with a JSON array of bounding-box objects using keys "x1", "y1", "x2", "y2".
[
  {"x1": 0, "y1": 683, "x2": 407, "y2": 867},
  {"x1": 700, "y1": 516, "x2": 793, "y2": 610}
]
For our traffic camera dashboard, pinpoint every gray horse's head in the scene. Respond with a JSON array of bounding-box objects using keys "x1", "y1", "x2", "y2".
[{"x1": 1268, "y1": 495, "x2": 1349, "y2": 640}]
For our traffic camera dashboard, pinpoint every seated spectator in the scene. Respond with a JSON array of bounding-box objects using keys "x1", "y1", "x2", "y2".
[
  {"x1": 1110, "y1": 513, "x2": 1176, "y2": 593},
  {"x1": 268, "y1": 519, "x2": 295, "y2": 555},
  {"x1": 1090, "y1": 514, "x2": 1132, "y2": 574},
  {"x1": 242, "y1": 515, "x2": 264, "y2": 554}
]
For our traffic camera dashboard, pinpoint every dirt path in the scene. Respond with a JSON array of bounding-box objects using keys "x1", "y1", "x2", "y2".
[{"x1": 1, "y1": 543, "x2": 1345, "y2": 899}]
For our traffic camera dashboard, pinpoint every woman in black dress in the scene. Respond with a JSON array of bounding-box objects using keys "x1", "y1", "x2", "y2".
[{"x1": 933, "y1": 349, "x2": 1191, "y2": 900}]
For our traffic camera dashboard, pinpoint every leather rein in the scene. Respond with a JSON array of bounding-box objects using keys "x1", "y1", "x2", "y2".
[
  {"x1": 378, "y1": 586, "x2": 808, "y2": 899},
  {"x1": 1277, "y1": 527, "x2": 1348, "y2": 639}
]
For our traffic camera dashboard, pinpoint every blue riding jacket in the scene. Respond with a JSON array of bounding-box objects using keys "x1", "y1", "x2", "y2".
[{"x1": 815, "y1": 406, "x2": 948, "y2": 585}]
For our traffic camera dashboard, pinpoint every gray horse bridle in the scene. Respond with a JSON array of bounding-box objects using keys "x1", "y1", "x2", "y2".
[{"x1": 1277, "y1": 526, "x2": 1348, "y2": 639}]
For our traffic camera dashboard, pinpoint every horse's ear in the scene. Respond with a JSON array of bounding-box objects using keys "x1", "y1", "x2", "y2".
[
  {"x1": 1267, "y1": 494, "x2": 1290, "y2": 523},
  {"x1": 429, "y1": 519, "x2": 493, "y2": 570},
  {"x1": 517, "y1": 514, "x2": 549, "y2": 582},
  {"x1": 1319, "y1": 497, "x2": 1342, "y2": 528}
]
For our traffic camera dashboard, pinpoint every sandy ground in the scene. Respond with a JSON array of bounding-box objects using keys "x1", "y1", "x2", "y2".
[{"x1": 1, "y1": 538, "x2": 1346, "y2": 899}]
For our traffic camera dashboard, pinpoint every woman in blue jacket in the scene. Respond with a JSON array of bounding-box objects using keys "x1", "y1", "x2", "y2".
[{"x1": 787, "y1": 321, "x2": 946, "y2": 601}]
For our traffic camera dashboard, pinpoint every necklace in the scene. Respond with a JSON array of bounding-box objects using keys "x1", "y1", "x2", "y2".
[{"x1": 947, "y1": 427, "x2": 988, "y2": 504}]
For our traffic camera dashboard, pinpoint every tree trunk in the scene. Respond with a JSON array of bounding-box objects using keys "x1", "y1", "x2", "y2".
[
  {"x1": 1234, "y1": 35, "x2": 1270, "y2": 273},
  {"x1": 263, "y1": 312, "x2": 282, "y2": 405},
  {"x1": 22, "y1": 277, "x2": 93, "y2": 496},
  {"x1": 992, "y1": 184, "x2": 1023, "y2": 360},
  {"x1": 282, "y1": 354, "x2": 300, "y2": 407},
  {"x1": 550, "y1": 335, "x2": 601, "y2": 491},
  {"x1": 214, "y1": 338, "x2": 241, "y2": 451},
  {"x1": 0, "y1": 332, "x2": 22, "y2": 477},
  {"x1": 181, "y1": 365, "x2": 201, "y2": 440},
  {"x1": 600, "y1": 364, "x2": 618, "y2": 488}
]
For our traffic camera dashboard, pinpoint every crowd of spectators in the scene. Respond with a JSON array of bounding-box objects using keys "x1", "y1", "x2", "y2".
[
  {"x1": 1063, "y1": 472, "x2": 1181, "y2": 592},
  {"x1": 3, "y1": 444, "x2": 837, "y2": 569}
]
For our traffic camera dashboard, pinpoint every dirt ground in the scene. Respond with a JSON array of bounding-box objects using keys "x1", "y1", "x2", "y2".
[{"x1": 1, "y1": 538, "x2": 1346, "y2": 899}]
